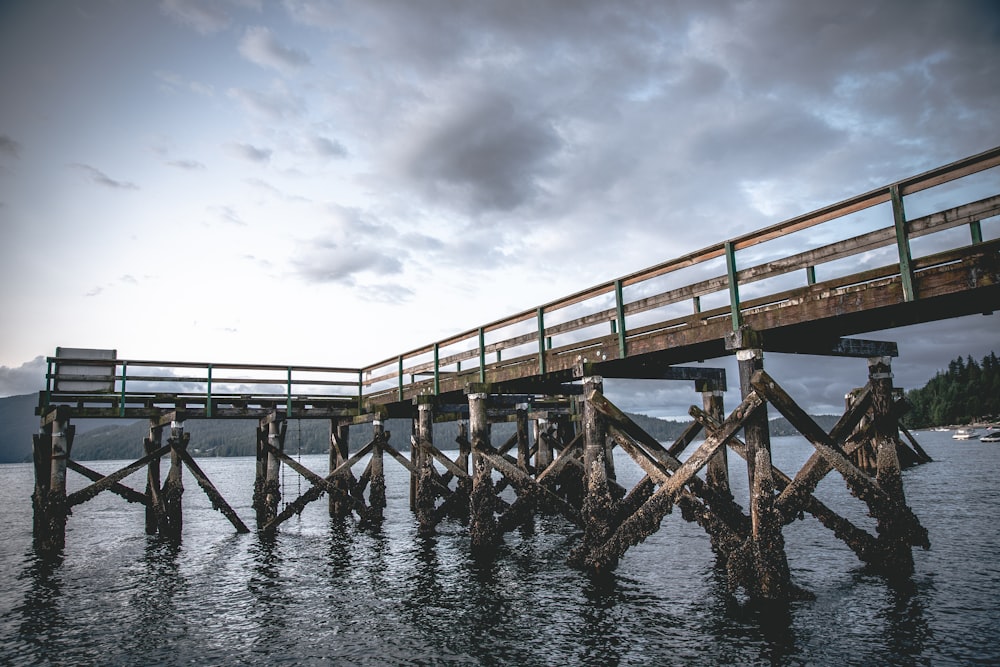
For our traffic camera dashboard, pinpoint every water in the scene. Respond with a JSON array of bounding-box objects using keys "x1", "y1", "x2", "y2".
[{"x1": 0, "y1": 432, "x2": 998, "y2": 666}]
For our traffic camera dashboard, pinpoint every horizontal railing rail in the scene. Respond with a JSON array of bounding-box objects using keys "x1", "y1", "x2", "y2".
[{"x1": 44, "y1": 357, "x2": 364, "y2": 418}]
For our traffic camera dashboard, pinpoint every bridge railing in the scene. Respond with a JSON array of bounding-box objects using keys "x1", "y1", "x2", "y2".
[
  {"x1": 361, "y1": 146, "x2": 1000, "y2": 403},
  {"x1": 43, "y1": 352, "x2": 363, "y2": 418}
]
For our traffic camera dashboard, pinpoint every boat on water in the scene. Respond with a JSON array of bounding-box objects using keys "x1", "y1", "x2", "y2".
[
  {"x1": 952, "y1": 428, "x2": 978, "y2": 440},
  {"x1": 981, "y1": 431, "x2": 1000, "y2": 443}
]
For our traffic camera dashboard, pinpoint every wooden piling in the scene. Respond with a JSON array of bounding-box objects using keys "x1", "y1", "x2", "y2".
[
  {"x1": 144, "y1": 420, "x2": 165, "y2": 535},
  {"x1": 162, "y1": 421, "x2": 187, "y2": 541},
  {"x1": 534, "y1": 418, "x2": 553, "y2": 470},
  {"x1": 329, "y1": 419, "x2": 353, "y2": 519},
  {"x1": 869, "y1": 356, "x2": 916, "y2": 575},
  {"x1": 730, "y1": 328, "x2": 796, "y2": 600},
  {"x1": 468, "y1": 392, "x2": 497, "y2": 554},
  {"x1": 415, "y1": 403, "x2": 437, "y2": 534},
  {"x1": 31, "y1": 418, "x2": 53, "y2": 546},
  {"x1": 263, "y1": 417, "x2": 285, "y2": 528},
  {"x1": 569, "y1": 376, "x2": 617, "y2": 569},
  {"x1": 367, "y1": 419, "x2": 387, "y2": 525}
]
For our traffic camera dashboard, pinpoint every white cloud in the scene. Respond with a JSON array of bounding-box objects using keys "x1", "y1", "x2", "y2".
[{"x1": 238, "y1": 26, "x2": 311, "y2": 72}]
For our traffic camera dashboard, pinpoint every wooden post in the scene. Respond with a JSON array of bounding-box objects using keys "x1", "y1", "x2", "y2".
[
  {"x1": 699, "y1": 381, "x2": 730, "y2": 496},
  {"x1": 31, "y1": 417, "x2": 53, "y2": 546},
  {"x1": 367, "y1": 419, "x2": 387, "y2": 524},
  {"x1": 162, "y1": 420, "x2": 187, "y2": 541},
  {"x1": 329, "y1": 419, "x2": 352, "y2": 518},
  {"x1": 253, "y1": 421, "x2": 268, "y2": 528},
  {"x1": 534, "y1": 418, "x2": 553, "y2": 471},
  {"x1": 144, "y1": 420, "x2": 165, "y2": 535},
  {"x1": 263, "y1": 416, "x2": 285, "y2": 528},
  {"x1": 569, "y1": 376, "x2": 617, "y2": 569},
  {"x1": 868, "y1": 356, "x2": 915, "y2": 575},
  {"x1": 728, "y1": 327, "x2": 795, "y2": 599},
  {"x1": 516, "y1": 406, "x2": 530, "y2": 472},
  {"x1": 33, "y1": 406, "x2": 73, "y2": 551},
  {"x1": 468, "y1": 392, "x2": 497, "y2": 554},
  {"x1": 415, "y1": 403, "x2": 436, "y2": 534}
]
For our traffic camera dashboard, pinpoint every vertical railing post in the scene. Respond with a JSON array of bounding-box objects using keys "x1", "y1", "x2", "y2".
[
  {"x1": 478, "y1": 327, "x2": 486, "y2": 384},
  {"x1": 433, "y1": 343, "x2": 440, "y2": 395},
  {"x1": 890, "y1": 184, "x2": 916, "y2": 302},
  {"x1": 285, "y1": 368, "x2": 293, "y2": 417},
  {"x1": 206, "y1": 364, "x2": 213, "y2": 418},
  {"x1": 970, "y1": 219, "x2": 983, "y2": 244},
  {"x1": 614, "y1": 279, "x2": 627, "y2": 359},
  {"x1": 536, "y1": 307, "x2": 546, "y2": 375},
  {"x1": 119, "y1": 361, "x2": 127, "y2": 418},
  {"x1": 725, "y1": 241, "x2": 743, "y2": 330}
]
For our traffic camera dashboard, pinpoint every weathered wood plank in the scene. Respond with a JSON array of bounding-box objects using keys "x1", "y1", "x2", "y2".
[
  {"x1": 67, "y1": 460, "x2": 148, "y2": 505},
  {"x1": 179, "y1": 448, "x2": 250, "y2": 533},
  {"x1": 66, "y1": 444, "x2": 171, "y2": 507}
]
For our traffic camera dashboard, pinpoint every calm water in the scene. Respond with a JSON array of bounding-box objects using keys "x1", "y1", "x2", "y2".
[{"x1": 0, "y1": 432, "x2": 998, "y2": 666}]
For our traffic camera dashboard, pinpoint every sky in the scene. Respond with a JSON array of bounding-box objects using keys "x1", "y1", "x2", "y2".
[{"x1": 0, "y1": 0, "x2": 998, "y2": 420}]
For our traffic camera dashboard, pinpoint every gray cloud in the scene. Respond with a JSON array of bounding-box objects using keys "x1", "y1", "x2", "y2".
[
  {"x1": 294, "y1": 243, "x2": 403, "y2": 285},
  {"x1": 68, "y1": 163, "x2": 139, "y2": 190},
  {"x1": 398, "y1": 93, "x2": 561, "y2": 212},
  {"x1": 0, "y1": 134, "x2": 21, "y2": 158},
  {"x1": 166, "y1": 158, "x2": 206, "y2": 170},
  {"x1": 239, "y1": 26, "x2": 310, "y2": 71},
  {"x1": 226, "y1": 142, "x2": 272, "y2": 163},
  {"x1": 160, "y1": 0, "x2": 231, "y2": 34},
  {"x1": 0, "y1": 356, "x2": 46, "y2": 397},
  {"x1": 312, "y1": 136, "x2": 347, "y2": 158},
  {"x1": 227, "y1": 84, "x2": 306, "y2": 120}
]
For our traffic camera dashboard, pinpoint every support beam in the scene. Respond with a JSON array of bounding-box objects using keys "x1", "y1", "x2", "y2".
[
  {"x1": 162, "y1": 421, "x2": 186, "y2": 541},
  {"x1": 468, "y1": 392, "x2": 497, "y2": 554},
  {"x1": 727, "y1": 327, "x2": 796, "y2": 600},
  {"x1": 869, "y1": 356, "x2": 918, "y2": 575},
  {"x1": 144, "y1": 420, "x2": 165, "y2": 535},
  {"x1": 329, "y1": 419, "x2": 353, "y2": 518}
]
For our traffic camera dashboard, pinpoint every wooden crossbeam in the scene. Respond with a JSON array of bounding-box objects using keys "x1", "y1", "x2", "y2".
[
  {"x1": 580, "y1": 389, "x2": 765, "y2": 570},
  {"x1": 412, "y1": 437, "x2": 469, "y2": 480},
  {"x1": 67, "y1": 444, "x2": 172, "y2": 507},
  {"x1": 690, "y1": 407, "x2": 883, "y2": 564},
  {"x1": 261, "y1": 442, "x2": 370, "y2": 532},
  {"x1": 775, "y1": 385, "x2": 872, "y2": 517},
  {"x1": 179, "y1": 448, "x2": 250, "y2": 533},
  {"x1": 750, "y1": 370, "x2": 928, "y2": 548},
  {"x1": 67, "y1": 460, "x2": 148, "y2": 505},
  {"x1": 473, "y1": 440, "x2": 581, "y2": 527}
]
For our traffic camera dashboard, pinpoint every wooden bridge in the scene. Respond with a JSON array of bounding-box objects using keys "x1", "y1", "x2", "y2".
[{"x1": 31, "y1": 146, "x2": 1000, "y2": 601}]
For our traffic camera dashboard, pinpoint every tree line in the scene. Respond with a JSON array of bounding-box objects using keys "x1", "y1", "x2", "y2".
[{"x1": 904, "y1": 351, "x2": 1000, "y2": 428}]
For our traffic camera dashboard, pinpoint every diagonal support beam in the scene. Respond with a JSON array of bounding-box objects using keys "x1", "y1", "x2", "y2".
[
  {"x1": 261, "y1": 441, "x2": 371, "y2": 532},
  {"x1": 473, "y1": 440, "x2": 581, "y2": 527},
  {"x1": 67, "y1": 444, "x2": 172, "y2": 507},
  {"x1": 750, "y1": 370, "x2": 928, "y2": 548},
  {"x1": 179, "y1": 448, "x2": 250, "y2": 533},
  {"x1": 579, "y1": 389, "x2": 765, "y2": 571},
  {"x1": 67, "y1": 460, "x2": 148, "y2": 505},
  {"x1": 690, "y1": 407, "x2": 883, "y2": 565}
]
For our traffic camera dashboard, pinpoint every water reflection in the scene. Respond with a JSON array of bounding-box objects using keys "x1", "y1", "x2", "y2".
[{"x1": 14, "y1": 549, "x2": 65, "y2": 656}]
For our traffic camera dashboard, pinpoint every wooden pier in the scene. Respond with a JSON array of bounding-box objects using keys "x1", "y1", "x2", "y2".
[{"x1": 31, "y1": 147, "x2": 1000, "y2": 600}]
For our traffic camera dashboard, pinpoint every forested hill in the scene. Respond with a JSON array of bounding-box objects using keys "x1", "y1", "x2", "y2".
[{"x1": 904, "y1": 352, "x2": 1000, "y2": 428}]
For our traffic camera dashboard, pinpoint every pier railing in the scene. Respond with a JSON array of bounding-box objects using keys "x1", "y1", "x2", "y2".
[
  {"x1": 44, "y1": 352, "x2": 363, "y2": 419},
  {"x1": 361, "y1": 146, "x2": 1000, "y2": 403}
]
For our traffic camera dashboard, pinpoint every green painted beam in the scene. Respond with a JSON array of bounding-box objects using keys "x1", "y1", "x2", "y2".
[
  {"x1": 614, "y1": 278, "x2": 627, "y2": 359},
  {"x1": 890, "y1": 184, "x2": 916, "y2": 302},
  {"x1": 725, "y1": 240, "x2": 743, "y2": 331}
]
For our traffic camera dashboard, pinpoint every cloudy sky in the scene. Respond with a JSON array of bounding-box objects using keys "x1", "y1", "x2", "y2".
[{"x1": 0, "y1": 0, "x2": 998, "y2": 419}]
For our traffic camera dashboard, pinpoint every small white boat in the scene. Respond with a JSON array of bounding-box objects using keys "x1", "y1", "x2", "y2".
[
  {"x1": 952, "y1": 428, "x2": 978, "y2": 440},
  {"x1": 981, "y1": 431, "x2": 1000, "y2": 443}
]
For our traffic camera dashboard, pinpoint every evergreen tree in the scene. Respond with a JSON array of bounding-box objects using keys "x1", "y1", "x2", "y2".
[{"x1": 904, "y1": 351, "x2": 999, "y2": 428}]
